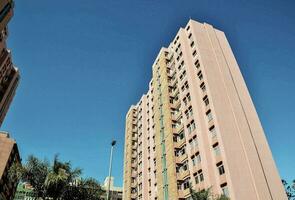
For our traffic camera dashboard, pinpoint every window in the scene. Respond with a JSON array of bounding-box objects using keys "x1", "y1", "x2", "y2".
[
  {"x1": 197, "y1": 71, "x2": 203, "y2": 80},
  {"x1": 190, "y1": 41, "x2": 195, "y2": 47},
  {"x1": 139, "y1": 183, "x2": 142, "y2": 191},
  {"x1": 181, "y1": 81, "x2": 189, "y2": 92},
  {"x1": 203, "y1": 95, "x2": 209, "y2": 106},
  {"x1": 183, "y1": 178, "x2": 190, "y2": 190},
  {"x1": 186, "y1": 25, "x2": 190, "y2": 31},
  {"x1": 195, "y1": 60, "x2": 200, "y2": 68},
  {"x1": 206, "y1": 110, "x2": 213, "y2": 121},
  {"x1": 178, "y1": 60, "x2": 184, "y2": 71},
  {"x1": 189, "y1": 140, "x2": 194, "y2": 149},
  {"x1": 213, "y1": 143, "x2": 221, "y2": 156},
  {"x1": 191, "y1": 155, "x2": 196, "y2": 166},
  {"x1": 187, "y1": 93, "x2": 191, "y2": 101},
  {"x1": 182, "y1": 70, "x2": 186, "y2": 78},
  {"x1": 188, "y1": 106, "x2": 193, "y2": 118},
  {"x1": 221, "y1": 183, "x2": 229, "y2": 197},
  {"x1": 209, "y1": 125, "x2": 216, "y2": 138},
  {"x1": 185, "y1": 110, "x2": 189, "y2": 119},
  {"x1": 183, "y1": 97, "x2": 188, "y2": 106},
  {"x1": 194, "y1": 170, "x2": 204, "y2": 184},
  {"x1": 175, "y1": 145, "x2": 186, "y2": 157},
  {"x1": 192, "y1": 50, "x2": 197, "y2": 56},
  {"x1": 185, "y1": 106, "x2": 193, "y2": 119},
  {"x1": 182, "y1": 160, "x2": 188, "y2": 171},
  {"x1": 183, "y1": 93, "x2": 191, "y2": 106},
  {"x1": 187, "y1": 120, "x2": 196, "y2": 133},
  {"x1": 188, "y1": 33, "x2": 192, "y2": 39},
  {"x1": 200, "y1": 82, "x2": 206, "y2": 92},
  {"x1": 131, "y1": 188, "x2": 137, "y2": 194},
  {"x1": 195, "y1": 153, "x2": 201, "y2": 164},
  {"x1": 192, "y1": 136, "x2": 198, "y2": 149},
  {"x1": 184, "y1": 81, "x2": 189, "y2": 89},
  {"x1": 179, "y1": 70, "x2": 186, "y2": 81},
  {"x1": 179, "y1": 131, "x2": 185, "y2": 139},
  {"x1": 217, "y1": 162, "x2": 225, "y2": 175}
]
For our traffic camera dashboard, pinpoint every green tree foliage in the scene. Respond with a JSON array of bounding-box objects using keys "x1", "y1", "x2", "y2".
[
  {"x1": 62, "y1": 178, "x2": 105, "y2": 200},
  {"x1": 190, "y1": 186, "x2": 230, "y2": 200},
  {"x1": 282, "y1": 179, "x2": 295, "y2": 200},
  {"x1": 9, "y1": 154, "x2": 104, "y2": 200}
]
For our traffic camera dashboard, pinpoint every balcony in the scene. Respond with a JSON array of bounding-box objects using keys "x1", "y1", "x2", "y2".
[
  {"x1": 132, "y1": 135, "x2": 137, "y2": 141},
  {"x1": 131, "y1": 152, "x2": 137, "y2": 159},
  {"x1": 131, "y1": 171, "x2": 137, "y2": 178},
  {"x1": 170, "y1": 99, "x2": 181, "y2": 109},
  {"x1": 172, "y1": 111, "x2": 181, "y2": 121},
  {"x1": 132, "y1": 128, "x2": 137, "y2": 132},
  {"x1": 178, "y1": 188, "x2": 190, "y2": 199},
  {"x1": 168, "y1": 69, "x2": 176, "y2": 78},
  {"x1": 131, "y1": 162, "x2": 137, "y2": 168},
  {"x1": 132, "y1": 145, "x2": 137, "y2": 150},
  {"x1": 131, "y1": 182, "x2": 137, "y2": 188},
  {"x1": 177, "y1": 170, "x2": 190, "y2": 181},
  {"x1": 169, "y1": 78, "x2": 178, "y2": 88},
  {"x1": 171, "y1": 87, "x2": 179, "y2": 97},
  {"x1": 175, "y1": 153, "x2": 188, "y2": 164},
  {"x1": 174, "y1": 138, "x2": 185, "y2": 149},
  {"x1": 131, "y1": 193, "x2": 137, "y2": 199},
  {"x1": 173, "y1": 124, "x2": 184, "y2": 134}
]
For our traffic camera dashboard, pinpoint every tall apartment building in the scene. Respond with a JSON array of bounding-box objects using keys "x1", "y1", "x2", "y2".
[
  {"x1": 0, "y1": 1, "x2": 21, "y2": 199},
  {"x1": 123, "y1": 20, "x2": 287, "y2": 200},
  {"x1": 0, "y1": 0, "x2": 20, "y2": 126}
]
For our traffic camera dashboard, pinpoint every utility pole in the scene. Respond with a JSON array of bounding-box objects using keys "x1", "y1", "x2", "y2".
[{"x1": 106, "y1": 140, "x2": 116, "y2": 200}]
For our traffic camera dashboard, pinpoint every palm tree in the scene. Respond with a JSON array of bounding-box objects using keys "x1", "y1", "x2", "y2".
[
  {"x1": 45, "y1": 154, "x2": 82, "y2": 200},
  {"x1": 15, "y1": 155, "x2": 49, "y2": 199},
  {"x1": 9, "y1": 154, "x2": 104, "y2": 200},
  {"x1": 62, "y1": 178, "x2": 104, "y2": 200}
]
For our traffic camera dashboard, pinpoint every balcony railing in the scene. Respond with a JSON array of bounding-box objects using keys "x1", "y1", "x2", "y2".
[
  {"x1": 175, "y1": 153, "x2": 188, "y2": 164},
  {"x1": 174, "y1": 138, "x2": 185, "y2": 149},
  {"x1": 177, "y1": 169, "x2": 190, "y2": 181}
]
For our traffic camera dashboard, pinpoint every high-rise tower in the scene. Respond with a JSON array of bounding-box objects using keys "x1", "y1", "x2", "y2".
[
  {"x1": 123, "y1": 20, "x2": 287, "y2": 200},
  {"x1": 0, "y1": 0, "x2": 20, "y2": 126},
  {"x1": 0, "y1": 1, "x2": 21, "y2": 199}
]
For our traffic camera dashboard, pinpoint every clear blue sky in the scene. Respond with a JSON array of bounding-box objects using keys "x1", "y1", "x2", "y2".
[{"x1": 3, "y1": 0, "x2": 295, "y2": 186}]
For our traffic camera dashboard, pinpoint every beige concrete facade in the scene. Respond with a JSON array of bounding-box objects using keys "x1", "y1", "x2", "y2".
[{"x1": 123, "y1": 19, "x2": 287, "y2": 200}]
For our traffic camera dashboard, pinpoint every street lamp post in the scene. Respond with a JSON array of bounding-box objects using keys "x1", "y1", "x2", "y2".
[{"x1": 106, "y1": 140, "x2": 116, "y2": 200}]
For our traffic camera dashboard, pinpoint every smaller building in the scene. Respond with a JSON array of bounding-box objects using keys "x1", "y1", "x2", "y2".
[
  {"x1": 101, "y1": 176, "x2": 122, "y2": 200},
  {"x1": 0, "y1": 132, "x2": 21, "y2": 200},
  {"x1": 13, "y1": 183, "x2": 35, "y2": 200}
]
